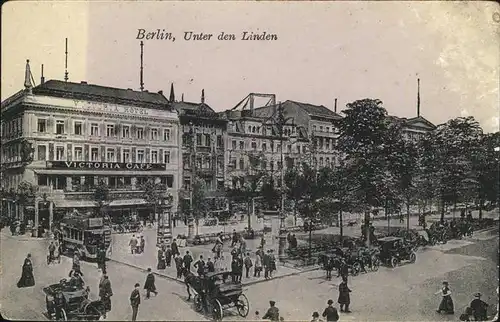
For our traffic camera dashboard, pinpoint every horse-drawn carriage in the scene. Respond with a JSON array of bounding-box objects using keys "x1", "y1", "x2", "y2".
[
  {"x1": 43, "y1": 279, "x2": 105, "y2": 321},
  {"x1": 191, "y1": 272, "x2": 250, "y2": 321}
]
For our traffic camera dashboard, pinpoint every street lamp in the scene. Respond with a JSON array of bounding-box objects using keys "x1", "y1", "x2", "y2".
[{"x1": 187, "y1": 121, "x2": 196, "y2": 239}]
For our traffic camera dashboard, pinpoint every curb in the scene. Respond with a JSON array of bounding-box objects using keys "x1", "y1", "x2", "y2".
[{"x1": 108, "y1": 258, "x2": 315, "y2": 287}]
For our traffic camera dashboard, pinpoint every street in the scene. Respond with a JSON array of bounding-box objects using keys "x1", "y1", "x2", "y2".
[{"x1": 1, "y1": 223, "x2": 497, "y2": 321}]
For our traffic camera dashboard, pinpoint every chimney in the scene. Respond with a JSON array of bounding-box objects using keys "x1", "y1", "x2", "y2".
[
  {"x1": 201, "y1": 89, "x2": 205, "y2": 104},
  {"x1": 181, "y1": 93, "x2": 184, "y2": 102},
  {"x1": 334, "y1": 98, "x2": 338, "y2": 113},
  {"x1": 40, "y1": 64, "x2": 45, "y2": 84}
]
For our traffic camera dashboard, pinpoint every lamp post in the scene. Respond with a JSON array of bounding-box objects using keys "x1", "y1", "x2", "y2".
[{"x1": 187, "y1": 121, "x2": 196, "y2": 240}]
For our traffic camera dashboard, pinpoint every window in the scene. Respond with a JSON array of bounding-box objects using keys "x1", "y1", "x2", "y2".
[
  {"x1": 106, "y1": 124, "x2": 115, "y2": 137},
  {"x1": 196, "y1": 134, "x2": 202, "y2": 146},
  {"x1": 326, "y1": 127, "x2": 330, "y2": 132},
  {"x1": 56, "y1": 120, "x2": 65, "y2": 134},
  {"x1": 151, "y1": 128, "x2": 158, "y2": 141},
  {"x1": 55, "y1": 146, "x2": 65, "y2": 160},
  {"x1": 137, "y1": 149, "x2": 145, "y2": 163},
  {"x1": 262, "y1": 143, "x2": 267, "y2": 151},
  {"x1": 151, "y1": 150, "x2": 158, "y2": 163},
  {"x1": 239, "y1": 141, "x2": 244, "y2": 150},
  {"x1": 319, "y1": 157, "x2": 324, "y2": 167},
  {"x1": 251, "y1": 142, "x2": 257, "y2": 150},
  {"x1": 248, "y1": 126, "x2": 251, "y2": 133},
  {"x1": 297, "y1": 145, "x2": 301, "y2": 154},
  {"x1": 122, "y1": 149, "x2": 131, "y2": 163},
  {"x1": 326, "y1": 157, "x2": 330, "y2": 166},
  {"x1": 74, "y1": 121, "x2": 83, "y2": 135},
  {"x1": 287, "y1": 145, "x2": 291, "y2": 153},
  {"x1": 205, "y1": 134, "x2": 211, "y2": 147},
  {"x1": 216, "y1": 135, "x2": 223, "y2": 148},
  {"x1": 163, "y1": 129, "x2": 171, "y2": 141},
  {"x1": 91, "y1": 148, "x2": 99, "y2": 161},
  {"x1": 262, "y1": 160, "x2": 267, "y2": 170},
  {"x1": 106, "y1": 148, "x2": 115, "y2": 162},
  {"x1": 37, "y1": 119, "x2": 47, "y2": 133},
  {"x1": 38, "y1": 175, "x2": 48, "y2": 186},
  {"x1": 164, "y1": 151, "x2": 170, "y2": 164},
  {"x1": 320, "y1": 126, "x2": 323, "y2": 132},
  {"x1": 137, "y1": 127, "x2": 144, "y2": 139},
  {"x1": 232, "y1": 140, "x2": 236, "y2": 150},
  {"x1": 313, "y1": 125, "x2": 317, "y2": 132},
  {"x1": 37, "y1": 145, "x2": 46, "y2": 160},
  {"x1": 122, "y1": 125, "x2": 130, "y2": 138},
  {"x1": 91, "y1": 123, "x2": 99, "y2": 136},
  {"x1": 239, "y1": 158, "x2": 244, "y2": 169},
  {"x1": 74, "y1": 147, "x2": 83, "y2": 161},
  {"x1": 263, "y1": 128, "x2": 267, "y2": 135},
  {"x1": 252, "y1": 126, "x2": 256, "y2": 133}
]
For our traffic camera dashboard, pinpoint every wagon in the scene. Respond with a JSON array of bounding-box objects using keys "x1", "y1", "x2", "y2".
[
  {"x1": 193, "y1": 272, "x2": 250, "y2": 321},
  {"x1": 43, "y1": 279, "x2": 105, "y2": 321}
]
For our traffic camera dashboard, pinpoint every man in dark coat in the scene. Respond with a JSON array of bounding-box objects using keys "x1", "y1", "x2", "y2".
[
  {"x1": 322, "y1": 299, "x2": 340, "y2": 321},
  {"x1": 470, "y1": 293, "x2": 489, "y2": 321},
  {"x1": 171, "y1": 239, "x2": 180, "y2": 256},
  {"x1": 338, "y1": 277, "x2": 352, "y2": 313},
  {"x1": 183, "y1": 251, "x2": 193, "y2": 272},
  {"x1": 231, "y1": 230, "x2": 238, "y2": 247},
  {"x1": 130, "y1": 283, "x2": 141, "y2": 321},
  {"x1": 48, "y1": 242, "x2": 56, "y2": 263},
  {"x1": 97, "y1": 247, "x2": 106, "y2": 271},
  {"x1": 17, "y1": 253, "x2": 35, "y2": 288},
  {"x1": 236, "y1": 256, "x2": 244, "y2": 282},
  {"x1": 262, "y1": 300, "x2": 280, "y2": 321},
  {"x1": 165, "y1": 245, "x2": 173, "y2": 267},
  {"x1": 194, "y1": 255, "x2": 206, "y2": 276},
  {"x1": 99, "y1": 274, "x2": 113, "y2": 316},
  {"x1": 206, "y1": 258, "x2": 215, "y2": 273},
  {"x1": 263, "y1": 251, "x2": 271, "y2": 279},
  {"x1": 144, "y1": 268, "x2": 158, "y2": 299},
  {"x1": 175, "y1": 254, "x2": 183, "y2": 278},
  {"x1": 244, "y1": 253, "x2": 253, "y2": 278},
  {"x1": 231, "y1": 258, "x2": 239, "y2": 283}
]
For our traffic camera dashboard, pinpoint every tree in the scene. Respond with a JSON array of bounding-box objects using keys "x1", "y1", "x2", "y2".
[
  {"x1": 141, "y1": 180, "x2": 165, "y2": 222},
  {"x1": 284, "y1": 167, "x2": 306, "y2": 226},
  {"x1": 16, "y1": 181, "x2": 37, "y2": 223},
  {"x1": 261, "y1": 177, "x2": 280, "y2": 210},
  {"x1": 191, "y1": 176, "x2": 210, "y2": 235},
  {"x1": 94, "y1": 180, "x2": 110, "y2": 219}
]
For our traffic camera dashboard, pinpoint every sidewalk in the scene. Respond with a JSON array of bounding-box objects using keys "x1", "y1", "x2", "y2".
[{"x1": 109, "y1": 228, "x2": 300, "y2": 287}]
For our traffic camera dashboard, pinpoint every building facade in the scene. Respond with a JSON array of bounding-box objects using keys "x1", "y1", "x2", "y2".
[{"x1": 1, "y1": 75, "x2": 180, "y2": 233}]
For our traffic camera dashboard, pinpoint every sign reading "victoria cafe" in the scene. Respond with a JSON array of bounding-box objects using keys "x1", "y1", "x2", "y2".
[{"x1": 47, "y1": 161, "x2": 167, "y2": 171}]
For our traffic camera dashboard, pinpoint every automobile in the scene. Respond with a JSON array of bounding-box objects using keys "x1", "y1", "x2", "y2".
[{"x1": 376, "y1": 236, "x2": 417, "y2": 268}]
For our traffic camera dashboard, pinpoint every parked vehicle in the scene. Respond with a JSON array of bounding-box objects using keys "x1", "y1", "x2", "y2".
[{"x1": 377, "y1": 237, "x2": 416, "y2": 268}]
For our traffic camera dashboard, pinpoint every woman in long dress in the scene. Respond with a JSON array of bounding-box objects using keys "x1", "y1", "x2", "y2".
[
  {"x1": 436, "y1": 281, "x2": 454, "y2": 314},
  {"x1": 17, "y1": 253, "x2": 35, "y2": 288},
  {"x1": 157, "y1": 248, "x2": 166, "y2": 270}
]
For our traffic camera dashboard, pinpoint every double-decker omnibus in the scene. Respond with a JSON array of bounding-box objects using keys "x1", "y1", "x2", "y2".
[{"x1": 60, "y1": 217, "x2": 112, "y2": 260}]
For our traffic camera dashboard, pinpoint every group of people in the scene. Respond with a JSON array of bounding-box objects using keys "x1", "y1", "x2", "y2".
[
  {"x1": 128, "y1": 234, "x2": 146, "y2": 254},
  {"x1": 435, "y1": 281, "x2": 491, "y2": 321}
]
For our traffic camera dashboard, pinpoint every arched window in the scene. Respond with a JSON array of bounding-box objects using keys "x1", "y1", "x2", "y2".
[
  {"x1": 239, "y1": 158, "x2": 245, "y2": 170},
  {"x1": 248, "y1": 126, "x2": 251, "y2": 133},
  {"x1": 326, "y1": 157, "x2": 330, "y2": 166},
  {"x1": 252, "y1": 126, "x2": 256, "y2": 133},
  {"x1": 319, "y1": 157, "x2": 324, "y2": 167}
]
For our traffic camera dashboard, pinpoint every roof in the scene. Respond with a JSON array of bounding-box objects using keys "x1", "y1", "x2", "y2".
[
  {"x1": 32, "y1": 80, "x2": 171, "y2": 110},
  {"x1": 172, "y1": 101, "x2": 216, "y2": 114},
  {"x1": 253, "y1": 100, "x2": 342, "y2": 119},
  {"x1": 389, "y1": 115, "x2": 436, "y2": 129}
]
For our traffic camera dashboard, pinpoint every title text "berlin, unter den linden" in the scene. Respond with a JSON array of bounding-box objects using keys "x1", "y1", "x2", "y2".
[{"x1": 136, "y1": 29, "x2": 278, "y2": 41}]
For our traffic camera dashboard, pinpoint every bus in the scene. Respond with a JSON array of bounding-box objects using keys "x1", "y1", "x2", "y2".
[{"x1": 60, "y1": 217, "x2": 112, "y2": 260}]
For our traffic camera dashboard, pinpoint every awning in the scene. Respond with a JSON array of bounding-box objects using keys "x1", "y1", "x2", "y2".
[
  {"x1": 34, "y1": 169, "x2": 171, "y2": 176},
  {"x1": 53, "y1": 200, "x2": 98, "y2": 208},
  {"x1": 108, "y1": 199, "x2": 147, "y2": 207}
]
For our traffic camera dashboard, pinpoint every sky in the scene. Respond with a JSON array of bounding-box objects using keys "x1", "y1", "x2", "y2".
[{"x1": 2, "y1": 1, "x2": 499, "y2": 132}]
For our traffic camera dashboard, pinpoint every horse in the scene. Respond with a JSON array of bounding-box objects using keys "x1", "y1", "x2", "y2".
[{"x1": 183, "y1": 268, "x2": 208, "y2": 310}]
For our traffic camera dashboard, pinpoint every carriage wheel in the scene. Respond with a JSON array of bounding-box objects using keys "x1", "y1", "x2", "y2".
[
  {"x1": 193, "y1": 294, "x2": 204, "y2": 313},
  {"x1": 60, "y1": 308, "x2": 68, "y2": 321},
  {"x1": 409, "y1": 252, "x2": 416, "y2": 264},
  {"x1": 351, "y1": 263, "x2": 360, "y2": 276},
  {"x1": 390, "y1": 257, "x2": 398, "y2": 268},
  {"x1": 371, "y1": 258, "x2": 380, "y2": 272},
  {"x1": 236, "y1": 294, "x2": 250, "y2": 317},
  {"x1": 212, "y1": 299, "x2": 223, "y2": 321}
]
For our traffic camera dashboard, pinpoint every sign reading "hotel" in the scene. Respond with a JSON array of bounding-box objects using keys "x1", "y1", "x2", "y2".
[{"x1": 47, "y1": 161, "x2": 166, "y2": 171}]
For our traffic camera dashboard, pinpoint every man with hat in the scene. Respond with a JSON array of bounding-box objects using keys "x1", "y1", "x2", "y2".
[
  {"x1": 262, "y1": 300, "x2": 280, "y2": 321},
  {"x1": 470, "y1": 292, "x2": 489, "y2": 321},
  {"x1": 311, "y1": 311, "x2": 324, "y2": 322},
  {"x1": 263, "y1": 250, "x2": 272, "y2": 279},
  {"x1": 99, "y1": 273, "x2": 113, "y2": 317},
  {"x1": 322, "y1": 299, "x2": 340, "y2": 321},
  {"x1": 130, "y1": 283, "x2": 141, "y2": 321}
]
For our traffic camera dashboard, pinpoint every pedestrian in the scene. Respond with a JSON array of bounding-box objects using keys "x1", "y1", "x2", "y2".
[
  {"x1": 263, "y1": 250, "x2": 271, "y2": 279},
  {"x1": 435, "y1": 281, "x2": 454, "y2": 314},
  {"x1": 338, "y1": 259, "x2": 348, "y2": 280},
  {"x1": 322, "y1": 299, "x2": 339, "y2": 322},
  {"x1": 338, "y1": 276, "x2": 352, "y2": 313},
  {"x1": 311, "y1": 311, "x2": 324, "y2": 322},
  {"x1": 129, "y1": 235, "x2": 138, "y2": 254},
  {"x1": 17, "y1": 253, "x2": 35, "y2": 288},
  {"x1": 260, "y1": 235, "x2": 266, "y2": 249},
  {"x1": 254, "y1": 251, "x2": 262, "y2": 277},
  {"x1": 269, "y1": 249, "x2": 276, "y2": 277},
  {"x1": 470, "y1": 292, "x2": 488, "y2": 321},
  {"x1": 231, "y1": 257, "x2": 239, "y2": 283},
  {"x1": 157, "y1": 247, "x2": 166, "y2": 270},
  {"x1": 215, "y1": 255, "x2": 225, "y2": 272},
  {"x1": 206, "y1": 257, "x2": 215, "y2": 273},
  {"x1": 244, "y1": 253, "x2": 253, "y2": 278},
  {"x1": 165, "y1": 244, "x2": 173, "y2": 267},
  {"x1": 48, "y1": 241, "x2": 56, "y2": 263},
  {"x1": 139, "y1": 235, "x2": 145, "y2": 254},
  {"x1": 70, "y1": 253, "x2": 83, "y2": 277},
  {"x1": 144, "y1": 268, "x2": 158, "y2": 299},
  {"x1": 231, "y1": 229, "x2": 238, "y2": 247},
  {"x1": 174, "y1": 254, "x2": 183, "y2": 279},
  {"x1": 99, "y1": 274, "x2": 113, "y2": 317},
  {"x1": 262, "y1": 300, "x2": 280, "y2": 321},
  {"x1": 290, "y1": 234, "x2": 297, "y2": 249},
  {"x1": 98, "y1": 246, "x2": 107, "y2": 271},
  {"x1": 171, "y1": 239, "x2": 180, "y2": 256},
  {"x1": 325, "y1": 257, "x2": 334, "y2": 281},
  {"x1": 239, "y1": 235, "x2": 247, "y2": 255},
  {"x1": 130, "y1": 283, "x2": 141, "y2": 321},
  {"x1": 194, "y1": 255, "x2": 206, "y2": 276},
  {"x1": 183, "y1": 251, "x2": 193, "y2": 271},
  {"x1": 236, "y1": 255, "x2": 244, "y2": 282}
]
